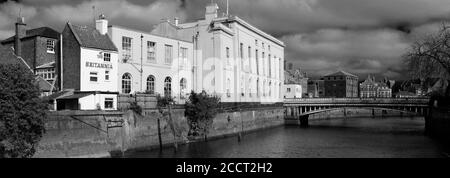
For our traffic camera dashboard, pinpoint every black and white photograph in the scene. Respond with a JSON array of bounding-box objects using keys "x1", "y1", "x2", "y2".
[{"x1": 0, "y1": 0, "x2": 449, "y2": 173}]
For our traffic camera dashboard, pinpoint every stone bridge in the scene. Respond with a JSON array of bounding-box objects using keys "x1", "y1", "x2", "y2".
[{"x1": 284, "y1": 97, "x2": 430, "y2": 126}]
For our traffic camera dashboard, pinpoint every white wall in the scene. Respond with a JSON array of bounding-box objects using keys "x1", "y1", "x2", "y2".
[
  {"x1": 78, "y1": 93, "x2": 118, "y2": 110},
  {"x1": 79, "y1": 47, "x2": 118, "y2": 92},
  {"x1": 284, "y1": 84, "x2": 302, "y2": 98},
  {"x1": 108, "y1": 26, "x2": 194, "y2": 103}
]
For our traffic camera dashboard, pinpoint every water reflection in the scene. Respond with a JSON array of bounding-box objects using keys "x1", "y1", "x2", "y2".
[{"x1": 123, "y1": 117, "x2": 449, "y2": 158}]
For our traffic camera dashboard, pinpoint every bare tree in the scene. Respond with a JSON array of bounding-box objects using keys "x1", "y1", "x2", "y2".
[{"x1": 404, "y1": 22, "x2": 450, "y2": 96}]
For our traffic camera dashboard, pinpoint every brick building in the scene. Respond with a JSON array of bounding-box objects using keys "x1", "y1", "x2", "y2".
[
  {"x1": 323, "y1": 70, "x2": 358, "y2": 98},
  {"x1": 1, "y1": 17, "x2": 59, "y2": 95}
]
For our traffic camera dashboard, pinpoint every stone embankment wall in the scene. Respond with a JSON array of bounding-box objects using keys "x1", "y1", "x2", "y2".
[
  {"x1": 426, "y1": 107, "x2": 450, "y2": 142},
  {"x1": 34, "y1": 106, "x2": 284, "y2": 158}
]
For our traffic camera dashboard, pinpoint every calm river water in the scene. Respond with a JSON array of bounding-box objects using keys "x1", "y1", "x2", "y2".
[{"x1": 123, "y1": 117, "x2": 450, "y2": 158}]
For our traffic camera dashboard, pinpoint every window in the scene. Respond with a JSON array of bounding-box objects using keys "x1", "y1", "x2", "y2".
[
  {"x1": 164, "y1": 77, "x2": 172, "y2": 97},
  {"x1": 257, "y1": 79, "x2": 260, "y2": 96},
  {"x1": 180, "y1": 47, "x2": 188, "y2": 67},
  {"x1": 262, "y1": 42, "x2": 265, "y2": 49},
  {"x1": 226, "y1": 47, "x2": 230, "y2": 65},
  {"x1": 268, "y1": 54, "x2": 271, "y2": 77},
  {"x1": 287, "y1": 88, "x2": 291, "y2": 92},
  {"x1": 105, "y1": 71, "x2": 110, "y2": 81},
  {"x1": 146, "y1": 75, "x2": 155, "y2": 94},
  {"x1": 248, "y1": 46, "x2": 252, "y2": 72},
  {"x1": 248, "y1": 78, "x2": 252, "y2": 97},
  {"x1": 122, "y1": 73, "x2": 132, "y2": 94},
  {"x1": 269, "y1": 82, "x2": 272, "y2": 97},
  {"x1": 90, "y1": 72, "x2": 98, "y2": 82},
  {"x1": 240, "y1": 43, "x2": 244, "y2": 69},
  {"x1": 104, "y1": 53, "x2": 111, "y2": 62},
  {"x1": 147, "y1": 41, "x2": 156, "y2": 62},
  {"x1": 268, "y1": 45, "x2": 271, "y2": 51},
  {"x1": 165, "y1": 45, "x2": 173, "y2": 64},
  {"x1": 46, "y1": 40, "x2": 55, "y2": 53},
  {"x1": 180, "y1": 78, "x2": 187, "y2": 99},
  {"x1": 36, "y1": 68, "x2": 55, "y2": 80},
  {"x1": 122, "y1": 37, "x2": 132, "y2": 61},
  {"x1": 262, "y1": 52, "x2": 265, "y2": 76},
  {"x1": 104, "y1": 98, "x2": 114, "y2": 109},
  {"x1": 227, "y1": 79, "x2": 231, "y2": 97},
  {"x1": 256, "y1": 49, "x2": 259, "y2": 75},
  {"x1": 255, "y1": 39, "x2": 258, "y2": 46}
]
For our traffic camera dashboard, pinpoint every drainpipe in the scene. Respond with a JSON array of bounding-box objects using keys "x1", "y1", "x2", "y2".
[{"x1": 140, "y1": 34, "x2": 143, "y2": 92}]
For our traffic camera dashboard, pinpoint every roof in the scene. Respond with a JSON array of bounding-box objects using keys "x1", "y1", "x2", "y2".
[
  {"x1": 67, "y1": 22, "x2": 118, "y2": 51},
  {"x1": 36, "y1": 61, "x2": 56, "y2": 69},
  {"x1": 36, "y1": 76, "x2": 55, "y2": 91},
  {"x1": 57, "y1": 92, "x2": 93, "y2": 100},
  {"x1": 2, "y1": 27, "x2": 60, "y2": 44},
  {"x1": 324, "y1": 70, "x2": 358, "y2": 78},
  {"x1": 0, "y1": 43, "x2": 32, "y2": 69}
]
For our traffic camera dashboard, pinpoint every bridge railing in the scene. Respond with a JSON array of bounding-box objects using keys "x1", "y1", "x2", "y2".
[{"x1": 284, "y1": 97, "x2": 430, "y2": 104}]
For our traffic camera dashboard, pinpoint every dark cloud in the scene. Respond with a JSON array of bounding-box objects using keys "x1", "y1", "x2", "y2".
[{"x1": 1, "y1": 0, "x2": 450, "y2": 80}]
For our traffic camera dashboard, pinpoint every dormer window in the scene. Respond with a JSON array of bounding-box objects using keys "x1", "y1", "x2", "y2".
[{"x1": 46, "y1": 40, "x2": 55, "y2": 53}]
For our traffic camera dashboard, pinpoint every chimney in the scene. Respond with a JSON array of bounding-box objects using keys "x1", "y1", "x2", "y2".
[
  {"x1": 95, "y1": 14, "x2": 108, "y2": 35},
  {"x1": 15, "y1": 17, "x2": 26, "y2": 57},
  {"x1": 174, "y1": 17, "x2": 179, "y2": 26},
  {"x1": 205, "y1": 3, "x2": 219, "y2": 21}
]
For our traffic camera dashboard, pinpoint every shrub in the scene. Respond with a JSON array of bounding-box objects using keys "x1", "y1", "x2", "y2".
[
  {"x1": 184, "y1": 91, "x2": 221, "y2": 137},
  {"x1": 0, "y1": 64, "x2": 47, "y2": 158}
]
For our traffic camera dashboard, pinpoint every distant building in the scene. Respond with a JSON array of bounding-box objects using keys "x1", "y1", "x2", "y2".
[
  {"x1": 284, "y1": 84, "x2": 302, "y2": 98},
  {"x1": 284, "y1": 63, "x2": 308, "y2": 97},
  {"x1": 307, "y1": 79, "x2": 324, "y2": 98},
  {"x1": 394, "y1": 91, "x2": 417, "y2": 98},
  {"x1": 1, "y1": 17, "x2": 59, "y2": 95},
  {"x1": 323, "y1": 70, "x2": 358, "y2": 98},
  {"x1": 359, "y1": 75, "x2": 392, "y2": 98}
]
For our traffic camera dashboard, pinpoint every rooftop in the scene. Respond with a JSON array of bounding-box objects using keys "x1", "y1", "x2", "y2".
[
  {"x1": 1, "y1": 27, "x2": 60, "y2": 44},
  {"x1": 67, "y1": 22, "x2": 118, "y2": 51},
  {"x1": 324, "y1": 70, "x2": 358, "y2": 78}
]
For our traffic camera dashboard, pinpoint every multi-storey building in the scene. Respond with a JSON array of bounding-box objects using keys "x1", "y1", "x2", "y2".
[
  {"x1": 307, "y1": 79, "x2": 325, "y2": 98},
  {"x1": 284, "y1": 63, "x2": 308, "y2": 97},
  {"x1": 284, "y1": 84, "x2": 302, "y2": 98},
  {"x1": 55, "y1": 20, "x2": 119, "y2": 110},
  {"x1": 323, "y1": 70, "x2": 359, "y2": 98},
  {"x1": 359, "y1": 75, "x2": 392, "y2": 98},
  {"x1": 1, "y1": 17, "x2": 60, "y2": 94},
  {"x1": 106, "y1": 18, "x2": 194, "y2": 103},
  {"x1": 153, "y1": 3, "x2": 285, "y2": 103}
]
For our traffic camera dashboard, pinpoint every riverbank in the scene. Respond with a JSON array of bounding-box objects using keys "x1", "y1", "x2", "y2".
[{"x1": 33, "y1": 106, "x2": 284, "y2": 158}]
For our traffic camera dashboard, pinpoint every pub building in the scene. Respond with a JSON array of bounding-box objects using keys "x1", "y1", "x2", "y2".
[{"x1": 53, "y1": 21, "x2": 119, "y2": 110}]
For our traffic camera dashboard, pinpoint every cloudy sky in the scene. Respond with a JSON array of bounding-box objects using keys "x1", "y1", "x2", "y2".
[{"x1": 1, "y1": 0, "x2": 450, "y2": 80}]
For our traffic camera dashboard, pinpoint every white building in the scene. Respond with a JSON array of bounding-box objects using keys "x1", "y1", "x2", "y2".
[
  {"x1": 152, "y1": 3, "x2": 285, "y2": 103},
  {"x1": 56, "y1": 19, "x2": 119, "y2": 110},
  {"x1": 106, "y1": 19, "x2": 194, "y2": 104},
  {"x1": 284, "y1": 84, "x2": 302, "y2": 99}
]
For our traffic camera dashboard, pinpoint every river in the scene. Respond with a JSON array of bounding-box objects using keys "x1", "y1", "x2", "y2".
[{"x1": 122, "y1": 117, "x2": 450, "y2": 158}]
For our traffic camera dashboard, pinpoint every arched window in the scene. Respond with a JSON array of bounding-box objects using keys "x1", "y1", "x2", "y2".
[
  {"x1": 180, "y1": 78, "x2": 187, "y2": 90},
  {"x1": 164, "y1": 77, "x2": 172, "y2": 97},
  {"x1": 122, "y1": 73, "x2": 132, "y2": 94},
  {"x1": 146, "y1": 75, "x2": 155, "y2": 94}
]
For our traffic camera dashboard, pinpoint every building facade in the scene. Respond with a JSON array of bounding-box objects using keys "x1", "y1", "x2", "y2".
[
  {"x1": 307, "y1": 79, "x2": 325, "y2": 98},
  {"x1": 323, "y1": 71, "x2": 358, "y2": 98},
  {"x1": 56, "y1": 21, "x2": 119, "y2": 110},
  {"x1": 162, "y1": 3, "x2": 285, "y2": 103},
  {"x1": 284, "y1": 84, "x2": 302, "y2": 98},
  {"x1": 1, "y1": 17, "x2": 59, "y2": 94},
  {"x1": 359, "y1": 75, "x2": 392, "y2": 98},
  {"x1": 284, "y1": 63, "x2": 308, "y2": 97},
  {"x1": 107, "y1": 21, "x2": 194, "y2": 103}
]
